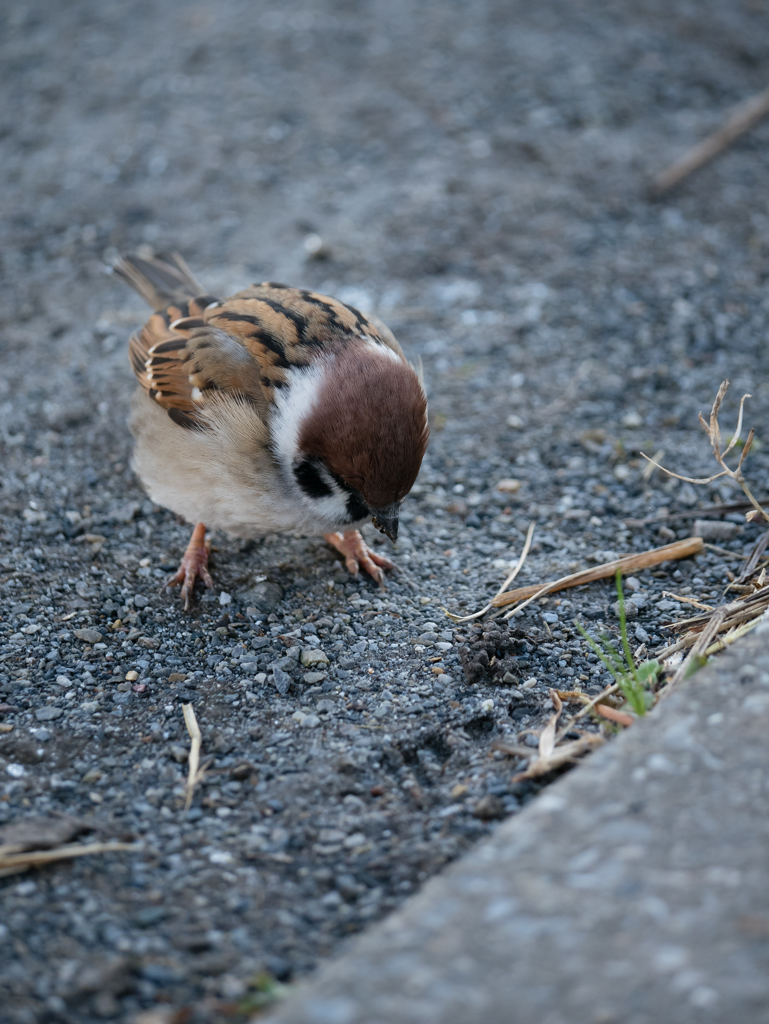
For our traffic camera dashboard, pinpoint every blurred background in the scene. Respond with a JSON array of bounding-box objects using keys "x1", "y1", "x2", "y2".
[{"x1": 2, "y1": 0, "x2": 769, "y2": 440}]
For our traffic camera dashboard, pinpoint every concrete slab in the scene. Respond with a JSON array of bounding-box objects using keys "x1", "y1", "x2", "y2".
[{"x1": 266, "y1": 621, "x2": 769, "y2": 1024}]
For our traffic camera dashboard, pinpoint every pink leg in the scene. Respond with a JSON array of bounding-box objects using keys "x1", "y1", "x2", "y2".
[
  {"x1": 324, "y1": 529, "x2": 396, "y2": 587},
  {"x1": 164, "y1": 522, "x2": 213, "y2": 610}
]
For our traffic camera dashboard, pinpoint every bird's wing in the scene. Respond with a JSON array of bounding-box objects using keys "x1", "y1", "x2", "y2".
[
  {"x1": 128, "y1": 308, "x2": 271, "y2": 430},
  {"x1": 122, "y1": 261, "x2": 406, "y2": 430},
  {"x1": 213, "y1": 282, "x2": 409, "y2": 367}
]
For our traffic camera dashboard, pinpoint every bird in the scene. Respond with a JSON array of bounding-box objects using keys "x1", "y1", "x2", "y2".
[{"x1": 113, "y1": 252, "x2": 429, "y2": 609}]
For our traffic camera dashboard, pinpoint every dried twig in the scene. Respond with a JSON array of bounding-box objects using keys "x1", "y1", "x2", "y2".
[
  {"x1": 654, "y1": 84, "x2": 769, "y2": 194},
  {"x1": 642, "y1": 449, "x2": 665, "y2": 482},
  {"x1": 661, "y1": 591, "x2": 714, "y2": 611},
  {"x1": 492, "y1": 537, "x2": 703, "y2": 615},
  {"x1": 641, "y1": 382, "x2": 769, "y2": 525},
  {"x1": 703, "y1": 543, "x2": 747, "y2": 560},
  {"x1": 0, "y1": 841, "x2": 136, "y2": 878},
  {"x1": 446, "y1": 522, "x2": 535, "y2": 622},
  {"x1": 624, "y1": 497, "x2": 769, "y2": 529},
  {"x1": 555, "y1": 683, "x2": 620, "y2": 742},
  {"x1": 664, "y1": 608, "x2": 727, "y2": 695},
  {"x1": 182, "y1": 703, "x2": 204, "y2": 811},
  {"x1": 594, "y1": 704, "x2": 635, "y2": 727},
  {"x1": 704, "y1": 612, "x2": 767, "y2": 655},
  {"x1": 492, "y1": 690, "x2": 606, "y2": 781},
  {"x1": 666, "y1": 586, "x2": 769, "y2": 638},
  {"x1": 739, "y1": 531, "x2": 769, "y2": 582},
  {"x1": 654, "y1": 580, "x2": 769, "y2": 678}
]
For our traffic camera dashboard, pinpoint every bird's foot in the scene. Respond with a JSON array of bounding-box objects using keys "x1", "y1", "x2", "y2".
[
  {"x1": 164, "y1": 523, "x2": 213, "y2": 610},
  {"x1": 324, "y1": 530, "x2": 395, "y2": 587}
]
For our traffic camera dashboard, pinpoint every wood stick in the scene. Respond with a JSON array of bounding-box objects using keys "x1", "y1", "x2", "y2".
[
  {"x1": 493, "y1": 536, "x2": 703, "y2": 609},
  {"x1": 654, "y1": 84, "x2": 769, "y2": 194},
  {"x1": 0, "y1": 841, "x2": 135, "y2": 877}
]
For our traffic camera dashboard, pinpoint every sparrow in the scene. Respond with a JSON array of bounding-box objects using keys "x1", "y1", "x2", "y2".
[{"x1": 113, "y1": 252, "x2": 429, "y2": 609}]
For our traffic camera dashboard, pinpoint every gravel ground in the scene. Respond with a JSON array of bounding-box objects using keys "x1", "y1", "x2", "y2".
[{"x1": 2, "y1": 0, "x2": 769, "y2": 1021}]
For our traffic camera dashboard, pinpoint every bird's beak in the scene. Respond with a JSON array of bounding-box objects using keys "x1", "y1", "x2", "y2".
[{"x1": 370, "y1": 504, "x2": 399, "y2": 543}]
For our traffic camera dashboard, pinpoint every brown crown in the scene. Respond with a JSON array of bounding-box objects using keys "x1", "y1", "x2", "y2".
[{"x1": 297, "y1": 345, "x2": 429, "y2": 509}]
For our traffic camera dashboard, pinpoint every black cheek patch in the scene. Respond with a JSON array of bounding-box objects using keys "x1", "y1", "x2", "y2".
[
  {"x1": 345, "y1": 491, "x2": 369, "y2": 522},
  {"x1": 294, "y1": 457, "x2": 334, "y2": 499}
]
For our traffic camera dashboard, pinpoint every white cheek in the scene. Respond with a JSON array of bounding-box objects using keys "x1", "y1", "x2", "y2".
[
  {"x1": 307, "y1": 491, "x2": 355, "y2": 524},
  {"x1": 269, "y1": 362, "x2": 327, "y2": 467}
]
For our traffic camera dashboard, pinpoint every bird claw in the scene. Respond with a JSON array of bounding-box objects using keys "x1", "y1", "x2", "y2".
[
  {"x1": 324, "y1": 530, "x2": 396, "y2": 587},
  {"x1": 163, "y1": 523, "x2": 213, "y2": 610}
]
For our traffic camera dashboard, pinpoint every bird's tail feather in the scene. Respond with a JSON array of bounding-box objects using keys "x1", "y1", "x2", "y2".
[{"x1": 112, "y1": 252, "x2": 205, "y2": 310}]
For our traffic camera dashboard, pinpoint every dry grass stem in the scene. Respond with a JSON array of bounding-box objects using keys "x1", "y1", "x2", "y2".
[
  {"x1": 624, "y1": 497, "x2": 769, "y2": 529},
  {"x1": 555, "y1": 683, "x2": 620, "y2": 742},
  {"x1": 447, "y1": 521, "x2": 535, "y2": 622},
  {"x1": 642, "y1": 449, "x2": 665, "y2": 481},
  {"x1": 641, "y1": 381, "x2": 769, "y2": 525},
  {"x1": 703, "y1": 543, "x2": 747, "y2": 559},
  {"x1": 492, "y1": 537, "x2": 703, "y2": 614},
  {"x1": 182, "y1": 703, "x2": 203, "y2": 811},
  {"x1": 665, "y1": 609, "x2": 727, "y2": 694},
  {"x1": 0, "y1": 841, "x2": 135, "y2": 878},
  {"x1": 655, "y1": 577, "x2": 769, "y2": 693},
  {"x1": 704, "y1": 613, "x2": 767, "y2": 655},
  {"x1": 654, "y1": 84, "x2": 769, "y2": 194},
  {"x1": 661, "y1": 591, "x2": 714, "y2": 611},
  {"x1": 492, "y1": 689, "x2": 606, "y2": 782},
  {"x1": 656, "y1": 638, "x2": 691, "y2": 660},
  {"x1": 739, "y1": 532, "x2": 769, "y2": 582}
]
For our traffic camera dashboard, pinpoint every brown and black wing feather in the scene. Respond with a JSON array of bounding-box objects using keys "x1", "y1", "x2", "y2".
[
  {"x1": 219, "y1": 283, "x2": 407, "y2": 363},
  {"x1": 119, "y1": 255, "x2": 408, "y2": 430}
]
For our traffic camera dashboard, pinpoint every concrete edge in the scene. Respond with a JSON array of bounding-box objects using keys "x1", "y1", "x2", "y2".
[{"x1": 262, "y1": 615, "x2": 769, "y2": 1024}]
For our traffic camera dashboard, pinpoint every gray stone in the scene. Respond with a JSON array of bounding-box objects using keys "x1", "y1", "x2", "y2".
[
  {"x1": 272, "y1": 667, "x2": 292, "y2": 695},
  {"x1": 73, "y1": 628, "x2": 103, "y2": 644},
  {"x1": 108, "y1": 501, "x2": 140, "y2": 523},
  {"x1": 318, "y1": 829, "x2": 346, "y2": 844},
  {"x1": 301, "y1": 648, "x2": 330, "y2": 667},
  {"x1": 693, "y1": 519, "x2": 739, "y2": 540},
  {"x1": 304, "y1": 671, "x2": 328, "y2": 685},
  {"x1": 237, "y1": 581, "x2": 284, "y2": 614},
  {"x1": 35, "y1": 706, "x2": 63, "y2": 721}
]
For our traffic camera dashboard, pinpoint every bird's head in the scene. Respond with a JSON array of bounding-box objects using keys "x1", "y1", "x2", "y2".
[{"x1": 272, "y1": 342, "x2": 428, "y2": 539}]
